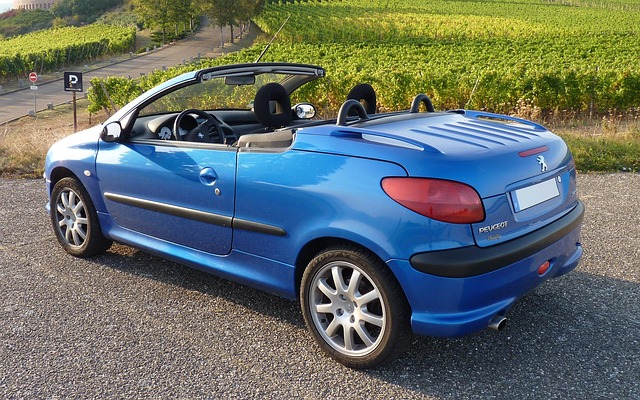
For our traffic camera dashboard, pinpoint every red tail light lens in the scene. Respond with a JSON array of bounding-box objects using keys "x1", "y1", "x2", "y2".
[{"x1": 381, "y1": 177, "x2": 485, "y2": 224}]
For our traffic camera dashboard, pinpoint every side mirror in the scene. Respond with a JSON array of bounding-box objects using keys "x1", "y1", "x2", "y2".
[
  {"x1": 101, "y1": 121, "x2": 122, "y2": 142},
  {"x1": 293, "y1": 103, "x2": 316, "y2": 120}
]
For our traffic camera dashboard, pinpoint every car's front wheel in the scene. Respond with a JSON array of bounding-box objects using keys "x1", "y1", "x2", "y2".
[
  {"x1": 301, "y1": 245, "x2": 411, "y2": 368},
  {"x1": 50, "y1": 177, "x2": 112, "y2": 257}
]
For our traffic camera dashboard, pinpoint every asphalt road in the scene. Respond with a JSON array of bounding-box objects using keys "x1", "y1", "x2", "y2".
[
  {"x1": 0, "y1": 22, "x2": 240, "y2": 125},
  {"x1": 0, "y1": 174, "x2": 638, "y2": 399}
]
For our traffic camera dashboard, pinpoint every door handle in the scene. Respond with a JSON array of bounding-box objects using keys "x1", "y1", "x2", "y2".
[{"x1": 199, "y1": 167, "x2": 218, "y2": 186}]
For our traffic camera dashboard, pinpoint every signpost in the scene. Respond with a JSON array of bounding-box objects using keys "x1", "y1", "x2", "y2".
[
  {"x1": 29, "y1": 72, "x2": 37, "y2": 116},
  {"x1": 64, "y1": 72, "x2": 83, "y2": 131}
]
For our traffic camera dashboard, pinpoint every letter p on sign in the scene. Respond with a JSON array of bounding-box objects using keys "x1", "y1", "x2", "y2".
[{"x1": 64, "y1": 72, "x2": 83, "y2": 92}]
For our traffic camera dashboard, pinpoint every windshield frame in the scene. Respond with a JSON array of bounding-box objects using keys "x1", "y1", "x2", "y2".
[{"x1": 106, "y1": 63, "x2": 325, "y2": 130}]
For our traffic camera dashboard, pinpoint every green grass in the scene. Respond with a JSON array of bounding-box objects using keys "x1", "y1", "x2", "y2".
[{"x1": 560, "y1": 132, "x2": 640, "y2": 172}]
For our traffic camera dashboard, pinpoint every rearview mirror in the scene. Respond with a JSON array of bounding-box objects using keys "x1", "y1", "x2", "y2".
[
  {"x1": 225, "y1": 75, "x2": 256, "y2": 86},
  {"x1": 101, "y1": 121, "x2": 122, "y2": 142}
]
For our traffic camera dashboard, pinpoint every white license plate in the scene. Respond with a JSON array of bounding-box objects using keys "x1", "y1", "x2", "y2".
[{"x1": 511, "y1": 178, "x2": 560, "y2": 212}]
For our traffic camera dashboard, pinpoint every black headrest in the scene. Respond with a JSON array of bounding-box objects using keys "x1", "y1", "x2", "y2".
[
  {"x1": 254, "y1": 83, "x2": 292, "y2": 128},
  {"x1": 347, "y1": 83, "x2": 376, "y2": 114}
]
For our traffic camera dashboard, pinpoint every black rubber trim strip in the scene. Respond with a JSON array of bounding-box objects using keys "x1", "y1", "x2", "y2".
[
  {"x1": 104, "y1": 192, "x2": 286, "y2": 236},
  {"x1": 105, "y1": 192, "x2": 232, "y2": 227},
  {"x1": 233, "y1": 218, "x2": 287, "y2": 236},
  {"x1": 410, "y1": 201, "x2": 584, "y2": 278}
]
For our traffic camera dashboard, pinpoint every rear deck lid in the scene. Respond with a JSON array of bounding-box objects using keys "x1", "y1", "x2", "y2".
[{"x1": 297, "y1": 110, "x2": 579, "y2": 247}]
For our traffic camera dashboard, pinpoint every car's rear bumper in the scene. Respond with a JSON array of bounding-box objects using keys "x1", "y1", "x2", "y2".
[
  {"x1": 410, "y1": 201, "x2": 584, "y2": 277},
  {"x1": 387, "y1": 201, "x2": 584, "y2": 337}
]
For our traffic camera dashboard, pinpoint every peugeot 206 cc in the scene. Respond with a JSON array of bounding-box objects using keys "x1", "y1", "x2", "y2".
[{"x1": 45, "y1": 62, "x2": 584, "y2": 368}]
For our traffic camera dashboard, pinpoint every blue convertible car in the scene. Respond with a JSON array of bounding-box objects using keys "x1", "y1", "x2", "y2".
[{"x1": 45, "y1": 63, "x2": 584, "y2": 368}]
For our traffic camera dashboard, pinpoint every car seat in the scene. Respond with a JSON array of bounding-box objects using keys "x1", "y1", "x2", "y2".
[
  {"x1": 346, "y1": 83, "x2": 376, "y2": 115},
  {"x1": 253, "y1": 82, "x2": 292, "y2": 129}
]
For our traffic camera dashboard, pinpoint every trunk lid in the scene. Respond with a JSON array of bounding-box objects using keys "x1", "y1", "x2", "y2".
[{"x1": 294, "y1": 110, "x2": 579, "y2": 247}]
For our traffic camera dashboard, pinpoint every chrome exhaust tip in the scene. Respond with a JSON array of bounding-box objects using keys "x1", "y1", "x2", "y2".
[{"x1": 488, "y1": 315, "x2": 507, "y2": 332}]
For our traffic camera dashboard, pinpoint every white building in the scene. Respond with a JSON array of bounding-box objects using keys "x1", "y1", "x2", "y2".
[{"x1": 13, "y1": 0, "x2": 57, "y2": 10}]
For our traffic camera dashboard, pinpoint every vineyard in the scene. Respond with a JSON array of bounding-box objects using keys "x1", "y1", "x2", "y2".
[
  {"x1": 0, "y1": 24, "x2": 135, "y2": 81},
  {"x1": 88, "y1": 0, "x2": 640, "y2": 117}
]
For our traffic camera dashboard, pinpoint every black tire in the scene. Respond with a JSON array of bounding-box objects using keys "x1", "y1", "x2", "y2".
[
  {"x1": 300, "y1": 244, "x2": 412, "y2": 368},
  {"x1": 50, "y1": 177, "x2": 112, "y2": 257}
]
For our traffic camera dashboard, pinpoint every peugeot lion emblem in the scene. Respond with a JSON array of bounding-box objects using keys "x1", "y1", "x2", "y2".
[{"x1": 537, "y1": 155, "x2": 548, "y2": 172}]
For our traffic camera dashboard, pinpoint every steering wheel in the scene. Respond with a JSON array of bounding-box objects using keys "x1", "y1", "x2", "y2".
[{"x1": 173, "y1": 109, "x2": 225, "y2": 143}]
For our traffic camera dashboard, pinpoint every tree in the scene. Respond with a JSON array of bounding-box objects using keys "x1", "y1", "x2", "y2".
[
  {"x1": 236, "y1": 0, "x2": 263, "y2": 38},
  {"x1": 134, "y1": 0, "x2": 195, "y2": 45},
  {"x1": 199, "y1": 0, "x2": 234, "y2": 48},
  {"x1": 169, "y1": 0, "x2": 195, "y2": 36},
  {"x1": 199, "y1": 0, "x2": 262, "y2": 47},
  {"x1": 133, "y1": 0, "x2": 173, "y2": 45}
]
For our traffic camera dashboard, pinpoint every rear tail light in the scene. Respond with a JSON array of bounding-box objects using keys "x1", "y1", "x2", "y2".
[{"x1": 381, "y1": 177, "x2": 485, "y2": 224}]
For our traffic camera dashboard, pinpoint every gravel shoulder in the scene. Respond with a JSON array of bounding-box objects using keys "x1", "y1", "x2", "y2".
[{"x1": 0, "y1": 173, "x2": 638, "y2": 399}]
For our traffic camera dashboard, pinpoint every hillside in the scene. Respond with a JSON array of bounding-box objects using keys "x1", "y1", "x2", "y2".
[{"x1": 1, "y1": 0, "x2": 639, "y2": 176}]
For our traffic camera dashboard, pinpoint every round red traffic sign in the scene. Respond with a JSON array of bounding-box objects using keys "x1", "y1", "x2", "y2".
[{"x1": 29, "y1": 72, "x2": 37, "y2": 83}]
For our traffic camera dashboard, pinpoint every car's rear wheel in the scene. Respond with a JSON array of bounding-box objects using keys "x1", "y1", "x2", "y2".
[
  {"x1": 50, "y1": 177, "x2": 112, "y2": 257},
  {"x1": 301, "y1": 245, "x2": 411, "y2": 368}
]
